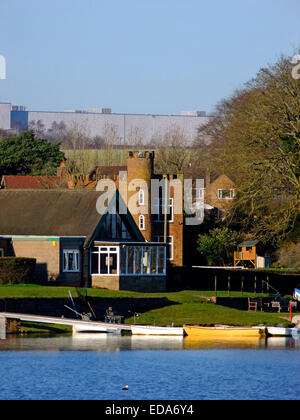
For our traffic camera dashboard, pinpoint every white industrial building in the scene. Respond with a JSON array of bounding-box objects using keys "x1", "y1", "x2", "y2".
[{"x1": 0, "y1": 102, "x2": 211, "y2": 144}]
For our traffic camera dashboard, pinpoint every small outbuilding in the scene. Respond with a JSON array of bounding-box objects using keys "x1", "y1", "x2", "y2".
[{"x1": 234, "y1": 240, "x2": 271, "y2": 269}]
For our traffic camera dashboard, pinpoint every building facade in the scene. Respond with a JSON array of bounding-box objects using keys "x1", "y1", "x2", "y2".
[
  {"x1": 0, "y1": 190, "x2": 167, "y2": 291},
  {"x1": 0, "y1": 102, "x2": 211, "y2": 145}
]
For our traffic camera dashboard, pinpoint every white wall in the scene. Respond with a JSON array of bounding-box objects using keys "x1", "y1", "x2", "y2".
[{"x1": 0, "y1": 103, "x2": 11, "y2": 130}]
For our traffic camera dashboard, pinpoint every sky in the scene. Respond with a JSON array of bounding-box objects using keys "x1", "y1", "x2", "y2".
[{"x1": 0, "y1": 0, "x2": 300, "y2": 114}]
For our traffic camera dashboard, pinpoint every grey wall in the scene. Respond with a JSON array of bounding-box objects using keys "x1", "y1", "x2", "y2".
[
  {"x1": 0, "y1": 103, "x2": 11, "y2": 130},
  {"x1": 0, "y1": 102, "x2": 211, "y2": 144},
  {"x1": 27, "y1": 111, "x2": 210, "y2": 144}
]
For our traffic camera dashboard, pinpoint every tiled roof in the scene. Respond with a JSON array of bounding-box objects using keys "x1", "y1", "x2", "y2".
[
  {"x1": 0, "y1": 189, "x2": 142, "y2": 247},
  {"x1": 89, "y1": 166, "x2": 127, "y2": 181},
  {"x1": 1, "y1": 175, "x2": 69, "y2": 189}
]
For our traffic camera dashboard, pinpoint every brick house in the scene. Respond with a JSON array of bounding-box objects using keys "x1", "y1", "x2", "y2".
[
  {"x1": 0, "y1": 190, "x2": 167, "y2": 291},
  {"x1": 205, "y1": 174, "x2": 236, "y2": 211},
  {"x1": 88, "y1": 151, "x2": 185, "y2": 267},
  {"x1": 87, "y1": 151, "x2": 235, "y2": 267}
]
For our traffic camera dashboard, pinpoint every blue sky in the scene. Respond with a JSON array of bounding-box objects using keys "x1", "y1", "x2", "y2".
[{"x1": 0, "y1": 0, "x2": 299, "y2": 114}]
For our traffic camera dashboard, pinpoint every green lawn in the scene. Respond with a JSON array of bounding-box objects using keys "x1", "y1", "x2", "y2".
[{"x1": 0, "y1": 285, "x2": 296, "y2": 328}]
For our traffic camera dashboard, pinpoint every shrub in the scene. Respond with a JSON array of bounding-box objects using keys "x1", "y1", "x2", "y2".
[
  {"x1": 279, "y1": 243, "x2": 300, "y2": 269},
  {"x1": 197, "y1": 227, "x2": 244, "y2": 266},
  {"x1": 0, "y1": 257, "x2": 36, "y2": 285}
]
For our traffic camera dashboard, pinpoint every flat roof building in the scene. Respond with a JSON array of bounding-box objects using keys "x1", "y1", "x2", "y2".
[{"x1": 0, "y1": 102, "x2": 211, "y2": 145}]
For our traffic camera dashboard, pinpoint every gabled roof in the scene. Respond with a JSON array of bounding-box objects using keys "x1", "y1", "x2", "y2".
[
  {"x1": 1, "y1": 175, "x2": 69, "y2": 190},
  {"x1": 0, "y1": 190, "x2": 142, "y2": 247},
  {"x1": 238, "y1": 240, "x2": 261, "y2": 247}
]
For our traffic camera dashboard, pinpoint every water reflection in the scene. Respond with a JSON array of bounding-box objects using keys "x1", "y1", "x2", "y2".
[
  {"x1": 0, "y1": 333, "x2": 299, "y2": 352},
  {"x1": 0, "y1": 333, "x2": 185, "y2": 352}
]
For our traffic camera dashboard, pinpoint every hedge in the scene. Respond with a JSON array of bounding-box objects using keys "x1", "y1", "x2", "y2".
[{"x1": 0, "y1": 257, "x2": 36, "y2": 285}]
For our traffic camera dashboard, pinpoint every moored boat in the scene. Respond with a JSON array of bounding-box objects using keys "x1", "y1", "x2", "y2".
[
  {"x1": 131, "y1": 325, "x2": 184, "y2": 336},
  {"x1": 183, "y1": 325, "x2": 265, "y2": 339},
  {"x1": 266, "y1": 327, "x2": 300, "y2": 337}
]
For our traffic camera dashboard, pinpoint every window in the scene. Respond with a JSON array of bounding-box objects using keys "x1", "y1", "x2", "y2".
[
  {"x1": 138, "y1": 189, "x2": 145, "y2": 205},
  {"x1": 0, "y1": 248, "x2": 4, "y2": 257},
  {"x1": 154, "y1": 236, "x2": 174, "y2": 261},
  {"x1": 91, "y1": 246, "x2": 119, "y2": 275},
  {"x1": 154, "y1": 198, "x2": 174, "y2": 222},
  {"x1": 139, "y1": 215, "x2": 146, "y2": 230},
  {"x1": 91, "y1": 245, "x2": 166, "y2": 276},
  {"x1": 63, "y1": 250, "x2": 80, "y2": 272},
  {"x1": 195, "y1": 188, "x2": 204, "y2": 200},
  {"x1": 218, "y1": 189, "x2": 235, "y2": 200}
]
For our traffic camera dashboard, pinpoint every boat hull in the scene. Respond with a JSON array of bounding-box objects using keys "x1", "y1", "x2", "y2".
[
  {"x1": 266, "y1": 327, "x2": 300, "y2": 337},
  {"x1": 131, "y1": 325, "x2": 184, "y2": 336},
  {"x1": 183, "y1": 326, "x2": 265, "y2": 339}
]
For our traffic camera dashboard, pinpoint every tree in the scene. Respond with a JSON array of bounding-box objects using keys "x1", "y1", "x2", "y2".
[
  {"x1": 153, "y1": 124, "x2": 191, "y2": 173},
  {"x1": 197, "y1": 227, "x2": 244, "y2": 266},
  {"x1": 279, "y1": 243, "x2": 300, "y2": 268},
  {"x1": 0, "y1": 131, "x2": 65, "y2": 176},
  {"x1": 194, "y1": 51, "x2": 300, "y2": 246},
  {"x1": 102, "y1": 122, "x2": 120, "y2": 166}
]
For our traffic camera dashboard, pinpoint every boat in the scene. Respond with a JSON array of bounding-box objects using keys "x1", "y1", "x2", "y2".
[
  {"x1": 131, "y1": 325, "x2": 184, "y2": 336},
  {"x1": 266, "y1": 327, "x2": 300, "y2": 337},
  {"x1": 183, "y1": 325, "x2": 265, "y2": 339}
]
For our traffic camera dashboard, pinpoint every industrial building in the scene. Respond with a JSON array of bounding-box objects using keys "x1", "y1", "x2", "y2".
[{"x1": 0, "y1": 102, "x2": 211, "y2": 144}]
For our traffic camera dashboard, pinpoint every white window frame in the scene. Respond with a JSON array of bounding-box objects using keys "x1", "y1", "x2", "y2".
[
  {"x1": 91, "y1": 245, "x2": 166, "y2": 277},
  {"x1": 139, "y1": 215, "x2": 146, "y2": 231},
  {"x1": 218, "y1": 189, "x2": 235, "y2": 200},
  {"x1": 154, "y1": 198, "x2": 174, "y2": 223},
  {"x1": 63, "y1": 249, "x2": 80, "y2": 273},
  {"x1": 138, "y1": 189, "x2": 145, "y2": 206},
  {"x1": 195, "y1": 188, "x2": 205, "y2": 200},
  {"x1": 91, "y1": 246, "x2": 119, "y2": 276},
  {"x1": 154, "y1": 236, "x2": 174, "y2": 261}
]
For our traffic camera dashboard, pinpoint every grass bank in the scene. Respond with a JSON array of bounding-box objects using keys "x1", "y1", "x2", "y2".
[{"x1": 0, "y1": 285, "x2": 296, "y2": 329}]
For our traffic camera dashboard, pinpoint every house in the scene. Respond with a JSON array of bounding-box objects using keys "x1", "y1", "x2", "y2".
[
  {"x1": 205, "y1": 174, "x2": 236, "y2": 211},
  {"x1": 87, "y1": 151, "x2": 185, "y2": 267},
  {"x1": 0, "y1": 189, "x2": 167, "y2": 291},
  {"x1": 82, "y1": 152, "x2": 236, "y2": 268},
  {"x1": 0, "y1": 175, "x2": 69, "y2": 189}
]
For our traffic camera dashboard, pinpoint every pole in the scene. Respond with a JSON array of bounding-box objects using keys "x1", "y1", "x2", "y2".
[
  {"x1": 214, "y1": 276, "x2": 217, "y2": 297},
  {"x1": 68, "y1": 290, "x2": 79, "y2": 319},
  {"x1": 228, "y1": 275, "x2": 230, "y2": 297},
  {"x1": 254, "y1": 276, "x2": 257, "y2": 297},
  {"x1": 163, "y1": 175, "x2": 168, "y2": 244},
  {"x1": 241, "y1": 276, "x2": 244, "y2": 296},
  {"x1": 290, "y1": 302, "x2": 293, "y2": 323}
]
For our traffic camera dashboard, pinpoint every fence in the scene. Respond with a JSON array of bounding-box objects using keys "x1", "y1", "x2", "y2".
[{"x1": 167, "y1": 266, "x2": 300, "y2": 295}]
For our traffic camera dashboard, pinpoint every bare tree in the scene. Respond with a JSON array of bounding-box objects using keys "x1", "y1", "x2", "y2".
[
  {"x1": 102, "y1": 122, "x2": 120, "y2": 166},
  {"x1": 153, "y1": 124, "x2": 191, "y2": 173},
  {"x1": 126, "y1": 125, "x2": 145, "y2": 148}
]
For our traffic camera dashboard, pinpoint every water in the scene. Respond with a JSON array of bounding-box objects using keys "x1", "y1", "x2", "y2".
[{"x1": 0, "y1": 334, "x2": 299, "y2": 400}]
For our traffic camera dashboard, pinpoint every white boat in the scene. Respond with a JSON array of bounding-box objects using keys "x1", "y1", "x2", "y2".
[
  {"x1": 131, "y1": 325, "x2": 184, "y2": 336},
  {"x1": 266, "y1": 327, "x2": 300, "y2": 337}
]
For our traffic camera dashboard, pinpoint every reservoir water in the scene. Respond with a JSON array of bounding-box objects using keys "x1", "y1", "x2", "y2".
[{"x1": 0, "y1": 334, "x2": 299, "y2": 400}]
